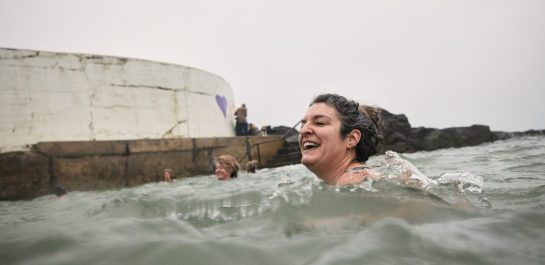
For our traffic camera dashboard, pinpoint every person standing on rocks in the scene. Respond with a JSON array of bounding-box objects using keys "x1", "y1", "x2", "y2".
[{"x1": 234, "y1": 104, "x2": 248, "y2": 136}]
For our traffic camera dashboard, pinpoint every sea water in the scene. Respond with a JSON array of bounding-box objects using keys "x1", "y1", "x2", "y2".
[{"x1": 1, "y1": 136, "x2": 544, "y2": 265}]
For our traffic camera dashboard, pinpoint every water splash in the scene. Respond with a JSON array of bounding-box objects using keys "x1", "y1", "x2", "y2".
[
  {"x1": 358, "y1": 179, "x2": 378, "y2": 192},
  {"x1": 436, "y1": 172, "x2": 491, "y2": 209},
  {"x1": 375, "y1": 151, "x2": 437, "y2": 188},
  {"x1": 278, "y1": 174, "x2": 294, "y2": 187},
  {"x1": 437, "y1": 172, "x2": 484, "y2": 193},
  {"x1": 371, "y1": 151, "x2": 491, "y2": 209}
]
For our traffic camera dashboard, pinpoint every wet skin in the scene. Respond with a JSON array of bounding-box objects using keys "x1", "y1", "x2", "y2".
[
  {"x1": 215, "y1": 162, "x2": 232, "y2": 180},
  {"x1": 299, "y1": 103, "x2": 365, "y2": 185}
]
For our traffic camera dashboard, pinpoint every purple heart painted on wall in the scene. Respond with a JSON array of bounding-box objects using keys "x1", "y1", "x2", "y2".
[{"x1": 215, "y1": 94, "x2": 227, "y2": 118}]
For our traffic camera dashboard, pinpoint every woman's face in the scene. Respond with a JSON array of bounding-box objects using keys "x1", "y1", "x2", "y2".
[
  {"x1": 215, "y1": 162, "x2": 231, "y2": 180},
  {"x1": 163, "y1": 171, "x2": 172, "y2": 181},
  {"x1": 299, "y1": 103, "x2": 350, "y2": 174}
]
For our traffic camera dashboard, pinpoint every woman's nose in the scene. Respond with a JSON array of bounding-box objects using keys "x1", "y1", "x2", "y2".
[{"x1": 300, "y1": 123, "x2": 312, "y2": 134}]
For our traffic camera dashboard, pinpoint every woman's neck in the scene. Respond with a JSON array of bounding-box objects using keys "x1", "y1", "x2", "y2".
[{"x1": 315, "y1": 156, "x2": 360, "y2": 185}]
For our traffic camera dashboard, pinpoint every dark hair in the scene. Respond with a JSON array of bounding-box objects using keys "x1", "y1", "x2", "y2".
[
  {"x1": 54, "y1": 185, "x2": 67, "y2": 197},
  {"x1": 217, "y1": 155, "x2": 240, "y2": 178},
  {"x1": 245, "y1": 160, "x2": 258, "y2": 173},
  {"x1": 311, "y1": 93, "x2": 384, "y2": 162}
]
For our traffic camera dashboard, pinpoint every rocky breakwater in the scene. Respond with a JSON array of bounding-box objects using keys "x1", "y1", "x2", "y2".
[{"x1": 380, "y1": 109, "x2": 545, "y2": 153}]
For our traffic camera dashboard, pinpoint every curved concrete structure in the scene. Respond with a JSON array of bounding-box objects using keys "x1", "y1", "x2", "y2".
[{"x1": 0, "y1": 48, "x2": 237, "y2": 152}]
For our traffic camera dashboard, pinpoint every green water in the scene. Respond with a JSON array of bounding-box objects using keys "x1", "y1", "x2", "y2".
[{"x1": 1, "y1": 136, "x2": 544, "y2": 265}]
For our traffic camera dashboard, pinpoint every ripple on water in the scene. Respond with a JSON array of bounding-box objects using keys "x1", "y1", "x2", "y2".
[{"x1": 1, "y1": 136, "x2": 544, "y2": 265}]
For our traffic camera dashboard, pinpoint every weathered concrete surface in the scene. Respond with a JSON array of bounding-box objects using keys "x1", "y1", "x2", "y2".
[
  {"x1": 53, "y1": 156, "x2": 127, "y2": 191},
  {"x1": 0, "y1": 152, "x2": 50, "y2": 199},
  {"x1": 0, "y1": 136, "x2": 286, "y2": 200},
  {"x1": 0, "y1": 48, "x2": 237, "y2": 152},
  {"x1": 37, "y1": 141, "x2": 129, "y2": 156}
]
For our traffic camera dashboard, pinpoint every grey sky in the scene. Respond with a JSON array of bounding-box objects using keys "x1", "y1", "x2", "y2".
[{"x1": 1, "y1": 0, "x2": 544, "y2": 131}]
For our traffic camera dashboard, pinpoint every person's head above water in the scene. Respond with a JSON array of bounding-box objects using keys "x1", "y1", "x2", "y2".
[
  {"x1": 298, "y1": 93, "x2": 384, "y2": 185},
  {"x1": 54, "y1": 185, "x2": 67, "y2": 198},
  {"x1": 245, "y1": 160, "x2": 258, "y2": 173},
  {"x1": 162, "y1": 168, "x2": 175, "y2": 183},
  {"x1": 215, "y1": 155, "x2": 240, "y2": 180}
]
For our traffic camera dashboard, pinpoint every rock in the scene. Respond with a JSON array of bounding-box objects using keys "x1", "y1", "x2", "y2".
[
  {"x1": 492, "y1": 129, "x2": 545, "y2": 140},
  {"x1": 380, "y1": 107, "x2": 498, "y2": 152},
  {"x1": 380, "y1": 109, "x2": 545, "y2": 153}
]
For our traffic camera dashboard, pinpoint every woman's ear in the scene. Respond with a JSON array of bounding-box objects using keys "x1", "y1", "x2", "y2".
[{"x1": 346, "y1": 129, "x2": 361, "y2": 149}]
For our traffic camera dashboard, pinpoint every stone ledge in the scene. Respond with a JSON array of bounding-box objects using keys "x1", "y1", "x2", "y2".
[
  {"x1": 37, "y1": 141, "x2": 128, "y2": 157},
  {"x1": 1, "y1": 136, "x2": 292, "y2": 200},
  {"x1": 128, "y1": 138, "x2": 194, "y2": 153}
]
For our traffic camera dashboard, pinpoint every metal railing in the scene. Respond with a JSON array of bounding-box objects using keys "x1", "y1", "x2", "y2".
[{"x1": 238, "y1": 121, "x2": 301, "y2": 167}]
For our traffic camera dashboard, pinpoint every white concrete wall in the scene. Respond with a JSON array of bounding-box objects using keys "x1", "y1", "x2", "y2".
[{"x1": 0, "y1": 48, "x2": 237, "y2": 152}]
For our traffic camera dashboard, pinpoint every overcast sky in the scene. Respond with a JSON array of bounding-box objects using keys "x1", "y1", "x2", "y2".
[{"x1": 2, "y1": 0, "x2": 544, "y2": 131}]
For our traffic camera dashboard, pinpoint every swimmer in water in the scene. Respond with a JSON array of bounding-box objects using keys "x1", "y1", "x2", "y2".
[
  {"x1": 299, "y1": 93, "x2": 384, "y2": 185},
  {"x1": 54, "y1": 185, "x2": 68, "y2": 198},
  {"x1": 160, "y1": 168, "x2": 176, "y2": 183},
  {"x1": 292, "y1": 94, "x2": 473, "y2": 233},
  {"x1": 245, "y1": 160, "x2": 258, "y2": 173},
  {"x1": 215, "y1": 155, "x2": 240, "y2": 180}
]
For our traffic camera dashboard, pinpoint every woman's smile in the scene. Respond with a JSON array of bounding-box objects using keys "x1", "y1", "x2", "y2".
[
  {"x1": 298, "y1": 103, "x2": 350, "y2": 176},
  {"x1": 297, "y1": 94, "x2": 383, "y2": 185},
  {"x1": 302, "y1": 141, "x2": 320, "y2": 151}
]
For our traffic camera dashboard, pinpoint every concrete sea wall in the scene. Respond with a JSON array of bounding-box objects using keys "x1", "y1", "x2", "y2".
[
  {"x1": 0, "y1": 48, "x2": 288, "y2": 200},
  {"x1": 0, "y1": 136, "x2": 286, "y2": 200},
  {"x1": 0, "y1": 48, "x2": 237, "y2": 152}
]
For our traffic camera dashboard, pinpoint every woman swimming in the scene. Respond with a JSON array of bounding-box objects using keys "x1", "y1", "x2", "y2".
[
  {"x1": 215, "y1": 155, "x2": 240, "y2": 180},
  {"x1": 160, "y1": 168, "x2": 176, "y2": 183},
  {"x1": 299, "y1": 93, "x2": 384, "y2": 185}
]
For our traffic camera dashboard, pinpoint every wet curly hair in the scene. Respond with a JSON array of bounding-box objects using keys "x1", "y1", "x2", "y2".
[
  {"x1": 311, "y1": 93, "x2": 384, "y2": 162},
  {"x1": 216, "y1": 155, "x2": 240, "y2": 178}
]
